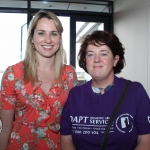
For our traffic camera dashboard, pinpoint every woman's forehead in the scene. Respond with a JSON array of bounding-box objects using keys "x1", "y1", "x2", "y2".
[{"x1": 87, "y1": 44, "x2": 110, "y2": 50}]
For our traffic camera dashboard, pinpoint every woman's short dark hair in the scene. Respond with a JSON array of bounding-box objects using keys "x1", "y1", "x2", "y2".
[{"x1": 77, "y1": 30, "x2": 125, "y2": 74}]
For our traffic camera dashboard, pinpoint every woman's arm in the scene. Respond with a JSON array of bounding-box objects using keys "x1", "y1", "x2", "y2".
[
  {"x1": 61, "y1": 135, "x2": 76, "y2": 150},
  {"x1": 0, "y1": 109, "x2": 15, "y2": 150},
  {"x1": 134, "y1": 134, "x2": 150, "y2": 150}
]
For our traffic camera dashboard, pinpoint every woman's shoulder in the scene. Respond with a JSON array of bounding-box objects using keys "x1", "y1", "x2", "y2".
[
  {"x1": 63, "y1": 64, "x2": 75, "y2": 72},
  {"x1": 5, "y1": 61, "x2": 24, "y2": 75},
  {"x1": 115, "y1": 76, "x2": 145, "y2": 92},
  {"x1": 12, "y1": 61, "x2": 23, "y2": 68}
]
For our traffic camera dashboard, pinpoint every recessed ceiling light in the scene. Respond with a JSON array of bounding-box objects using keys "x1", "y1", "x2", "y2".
[{"x1": 43, "y1": 1, "x2": 47, "y2": 4}]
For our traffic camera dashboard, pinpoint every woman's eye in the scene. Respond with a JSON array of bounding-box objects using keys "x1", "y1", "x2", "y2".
[
  {"x1": 51, "y1": 32, "x2": 58, "y2": 36},
  {"x1": 101, "y1": 53, "x2": 108, "y2": 57},
  {"x1": 87, "y1": 53, "x2": 94, "y2": 57},
  {"x1": 38, "y1": 32, "x2": 44, "y2": 36}
]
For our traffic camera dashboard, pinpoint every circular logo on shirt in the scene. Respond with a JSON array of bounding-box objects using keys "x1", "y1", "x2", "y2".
[
  {"x1": 0, "y1": 119, "x2": 2, "y2": 134},
  {"x1": 115, "y1": 113, "x2": 133, "y2": 133}
]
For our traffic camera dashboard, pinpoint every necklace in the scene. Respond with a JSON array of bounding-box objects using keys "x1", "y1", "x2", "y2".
[{"x1": 92, "y1": 83, "x2": 114, "y2": 95}]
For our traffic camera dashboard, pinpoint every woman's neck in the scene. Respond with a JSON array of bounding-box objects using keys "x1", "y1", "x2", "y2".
[
  {"x1": 92, "y1": 76, "x2": 114, "y2": 88},
  {"x1": 37, "y1": 57, "x2": 55, "y2": 71}
]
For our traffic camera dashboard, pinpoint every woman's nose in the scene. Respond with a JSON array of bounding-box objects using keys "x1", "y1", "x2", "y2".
[
  {"x1": 44, "y1": 35, "x2": 51, "y2": 43},
  {"x1": 94, "y1": 54, "x2": 100, "y2": 62}
]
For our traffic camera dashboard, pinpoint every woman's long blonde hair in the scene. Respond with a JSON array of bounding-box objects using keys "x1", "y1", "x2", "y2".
[{"x1": 23, "y1": 10, "x2": 66, "y2": 86}]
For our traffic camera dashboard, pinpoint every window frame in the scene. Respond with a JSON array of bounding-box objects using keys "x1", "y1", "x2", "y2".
[{"x1": 0, "y1": 0, "x2": 113, "y2": 67}]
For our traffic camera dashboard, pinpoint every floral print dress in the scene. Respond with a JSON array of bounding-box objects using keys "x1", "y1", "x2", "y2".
[{"x1": 0, "y1": 62, "x2": 78, "y2": 150}]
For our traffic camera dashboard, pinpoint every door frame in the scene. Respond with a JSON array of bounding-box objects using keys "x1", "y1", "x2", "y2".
[{"x1": 70, "y1": 14, "x2": 113, "y2": 67}]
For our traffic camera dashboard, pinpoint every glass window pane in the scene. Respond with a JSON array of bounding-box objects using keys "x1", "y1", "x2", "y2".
[
  {"x1": 58, "y1": 16, "x2": 70, "y2": 65},
  {"x1": 0, "y1": 13, "x2": 27, "y2": 84},
  {"x1": 21, "y1": 23, "x2": 27, "y2": 60},
  {"x1": 76, "y1": 21, "x2": 104, "y2": 82}
]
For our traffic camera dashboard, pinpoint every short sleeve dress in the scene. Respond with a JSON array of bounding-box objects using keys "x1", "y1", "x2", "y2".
[{"x1": 0, "y1": 61, "x2": 78, "y2": 150}]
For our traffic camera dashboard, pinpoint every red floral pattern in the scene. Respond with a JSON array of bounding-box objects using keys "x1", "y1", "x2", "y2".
[{"x1": 0, "y1": 62, "x2": 78, "y2": 150}]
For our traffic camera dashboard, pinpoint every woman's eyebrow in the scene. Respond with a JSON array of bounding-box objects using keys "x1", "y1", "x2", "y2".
[
  {"x1": 51, "y1": 31, "x2": 59, "y2": 33},
  {"x1": 99, "y1": 50, "x2": 109, "y2": 52},
  {"x1": 36, "y1": 30, "x2": 58, "y2": 32}
]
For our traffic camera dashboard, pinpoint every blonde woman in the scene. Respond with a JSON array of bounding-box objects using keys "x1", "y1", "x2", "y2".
[{"x1": 0, "y1": 10, "x2": 78, "y2": 150}]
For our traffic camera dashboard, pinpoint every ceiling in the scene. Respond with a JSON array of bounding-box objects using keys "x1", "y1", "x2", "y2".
[{"x1": 0, "y1": 0, "x2": 113, "y2": 13}]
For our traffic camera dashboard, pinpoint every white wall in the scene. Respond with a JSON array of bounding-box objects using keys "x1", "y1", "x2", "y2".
[{"x1": 114, "y1": 0, "x2": 150, "y2": 96}]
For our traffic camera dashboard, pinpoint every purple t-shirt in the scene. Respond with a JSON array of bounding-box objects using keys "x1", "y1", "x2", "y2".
[{"x1": 60, "y1": 76, "x2": 150, "y2": 150}]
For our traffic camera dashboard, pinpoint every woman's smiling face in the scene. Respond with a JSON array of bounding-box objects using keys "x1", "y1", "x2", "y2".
[
  {"x1": 32, "y1": 17, "x2": 61, "y2": 59},
  {"x1": 86, "y1": 44, "x2": 119, "y2": 81}
]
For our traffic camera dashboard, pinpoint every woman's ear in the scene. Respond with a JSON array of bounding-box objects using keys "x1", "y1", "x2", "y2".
[{"x1": 113, "y1": 55, "x2": 120, "y2": 67}]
